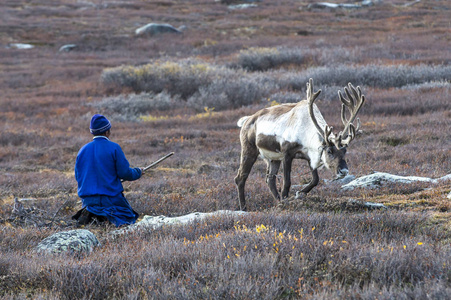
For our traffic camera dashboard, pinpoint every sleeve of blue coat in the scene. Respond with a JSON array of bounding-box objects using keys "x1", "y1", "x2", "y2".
[{"x1": 115, "y1": 146, "x2": 142, "y2": 181}]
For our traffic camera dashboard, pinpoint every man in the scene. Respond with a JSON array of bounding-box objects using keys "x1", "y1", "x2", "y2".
[{"x1": 72, "y1": 114, "x2": 143, "y2": 227}]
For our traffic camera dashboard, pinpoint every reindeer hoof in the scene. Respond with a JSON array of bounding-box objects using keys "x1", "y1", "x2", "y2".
[{"x1": 295, "y1": 191, "x2": 307, "y2": 200}]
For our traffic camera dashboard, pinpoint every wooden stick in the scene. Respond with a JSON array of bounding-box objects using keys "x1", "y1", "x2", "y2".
[
  {"x1": 121, "y1": 152, "x2": 174, "y2": 183},
  {"x1": 142, "y1": 152, "x2": 174, "y2": 173}
]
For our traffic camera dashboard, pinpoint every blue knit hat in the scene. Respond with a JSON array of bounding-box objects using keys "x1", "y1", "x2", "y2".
[{"x1": 90, "y1": 114, "x2": 111, "y2": 135}]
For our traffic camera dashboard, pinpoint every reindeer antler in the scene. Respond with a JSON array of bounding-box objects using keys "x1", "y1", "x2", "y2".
[
  {"x1": 306, "y1": 78, "x2": 331, "y2": 145},
  {"x1": 336, "y1": 83, "x2": 365, "y2": 147},
  {"x1": 308, "y1": 79, "x2": 365, "y2": 149}
]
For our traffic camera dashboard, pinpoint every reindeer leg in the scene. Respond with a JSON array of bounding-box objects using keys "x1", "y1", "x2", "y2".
[
  {"x1": 235, "y1": 148, "x2": 258, "y2": 211},
  {"x1": 281, "y1": 156, "x2": 294, "y2": 199},
  {"x1": 266, "y1": 160, "x2": 281, "y2": 203},
  {"x1": 300, "y1": 168, "x2": 319, "y2": 194}
]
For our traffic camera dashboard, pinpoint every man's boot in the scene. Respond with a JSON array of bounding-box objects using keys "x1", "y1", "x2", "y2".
[{"x1": 76, "y1": 208, "x2": 92, "y2": 226}]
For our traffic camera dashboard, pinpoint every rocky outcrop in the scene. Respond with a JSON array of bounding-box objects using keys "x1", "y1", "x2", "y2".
[
  {"x1": 135, "y1": 23, "x2": 183, "y2": 36},
  {"x1": 308, "y1": 0, "x2": 375, "y2": 9},
  {"x1": 342, "y1": 172, "x2": 451, "y2": 190},
  {"x1": 9, "y1": 43, "x2": 34, "y2": 49},
  {"x1": 34, "y1": 211, "x2": 246, "y2": 254},
  {"x1": 59, "y1": 44, "x2": 77, "y2": 52},
  {"x1": 109, "y1": 210, "x2": 247, "y2": 238},
  {"x1": 228, "y1": 4, "x2": 257, "y2": 10},
  {"x1": 35, "y1": 229, "x2": 100, "y2": 255}
]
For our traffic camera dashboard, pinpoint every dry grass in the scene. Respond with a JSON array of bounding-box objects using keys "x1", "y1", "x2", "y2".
[{"x1": 0, "y1": 0, "x2": 450, "y2": 298}]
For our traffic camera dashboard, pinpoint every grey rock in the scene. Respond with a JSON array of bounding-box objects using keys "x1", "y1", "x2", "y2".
[
  {"x1": 135, "y1": 23, "x2": 182, "y2": 36},
  {"x1": 9, "y1": 43, "x2": 34, "y2": 50},
  {"x1": 308, "y1": 1, "x2": 374, "y2": 9},
  {"x1": 59, "y1": 44, "x2": 77, "y2": 52},
  {"x1": 341, "y1": 172, "x2": 440, "y2": 190},
  {"x1": 338, "y1": 174, "x2": 356, "y2": 184},
  {"x1": 36, "y1": 229, "x2": 99, "y2": 255},
  {"x1": 439, "y1": 174, "x2": 451, "y2": 182},
  {"x1": 228, "y1": 4, "x2": 257, "y2": 10},
  {"x1": 399, "y1": 0, "x2": 421, "y2": 7},
  {"x1": 109, "y1": 210, "x2": 247, "y2": 238}
]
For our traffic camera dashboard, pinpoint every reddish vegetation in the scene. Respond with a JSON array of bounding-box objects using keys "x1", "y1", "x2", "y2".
[{"x1": 0, "y1": 0, "x2": 449, "y2": 298}]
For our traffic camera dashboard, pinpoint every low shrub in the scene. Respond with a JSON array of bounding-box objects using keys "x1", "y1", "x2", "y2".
[
  {"x1": 266, "y1": 91, "x2": 300, "y2": 104},
  {"x1": 266, "y1": 85, "x2": 351, "y2": 104},
  {"x1": 233, "y1": 47, "x2": 313, "y2": 71},
  {"x1": 91, "y1": 91, "x2": 183, "y2": 121},
  {"x1": 100, "y1": 60, "x2": 278, "y2": 112},
  {"x1": 187, "y1": 74, "x2": 275, "y2": 111},
  {"x1": 2, "y1": 211, "x2": 447, "y2": 299},
  {"x1": 279, "y1": 64, "x2": 451, "y2": 91},
  {"x1": 101, "y1": 59, "x2": 230, "y2": 99},
  {"x1": 100, "y1": 58, "x2": 450, "y2": 114}
]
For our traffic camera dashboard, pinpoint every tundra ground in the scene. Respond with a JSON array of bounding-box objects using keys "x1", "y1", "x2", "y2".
[{"x1": 0, "y1": 1, "x2": 449, "y2": 298}]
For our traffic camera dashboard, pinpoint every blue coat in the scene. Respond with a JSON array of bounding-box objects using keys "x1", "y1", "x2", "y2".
[{"x1": 75, "y1": 136, "x2": 142, "y2": 226}]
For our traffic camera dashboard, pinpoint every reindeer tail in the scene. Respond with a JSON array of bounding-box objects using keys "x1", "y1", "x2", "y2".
[{"x1": 237, "y1": 116, "x2": 250, "y2": 128}]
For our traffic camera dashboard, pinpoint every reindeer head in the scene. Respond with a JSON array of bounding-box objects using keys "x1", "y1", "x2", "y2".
[{"x1": 306, "y1": 78, "x2": 365, "y2": 179}]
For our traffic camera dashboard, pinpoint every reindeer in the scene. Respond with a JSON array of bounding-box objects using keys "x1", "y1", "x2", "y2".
[{"x1": 234, "y1": 78, "x2": 365, "y2": 211}]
